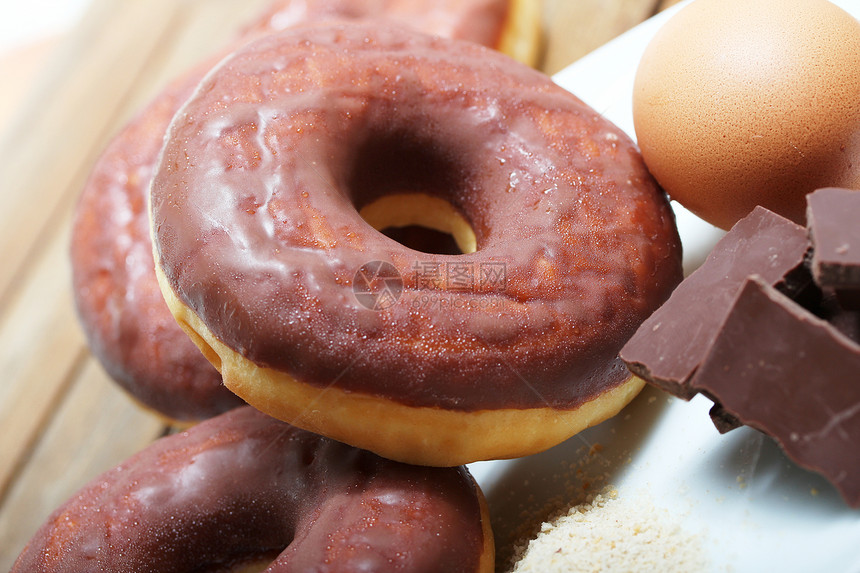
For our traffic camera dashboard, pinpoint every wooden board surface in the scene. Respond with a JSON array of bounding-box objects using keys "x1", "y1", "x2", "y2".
[{"x1": 0, "y1": 0, "x2": 682, "y2": 569}]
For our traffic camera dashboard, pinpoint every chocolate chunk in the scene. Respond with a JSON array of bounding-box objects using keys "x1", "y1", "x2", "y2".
[
  {"x1": 688, "y1": 277, "x2": 860, "y2": 508},
  {"x1": 807, "y1": 187, "x2": 860, "y2": 310},
  {"x1": 620, "y1": 196, "x2": 860, "y2": 507},
  {"x1": 807, "y1": 187, "x2": 860, "y2": 289},
  {"x1": 620, "y1": 206, "x2": 811, "y2": 399}
]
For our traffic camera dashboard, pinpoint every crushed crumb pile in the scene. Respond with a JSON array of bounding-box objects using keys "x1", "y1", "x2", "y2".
[{"x1": 508, "y1": 486, "x2": 706, "y2": 573}]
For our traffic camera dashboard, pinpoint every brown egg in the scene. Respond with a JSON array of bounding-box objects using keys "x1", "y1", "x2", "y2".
[{"x1": 633, "y1": 0, "x2": 860, "y2": 230}]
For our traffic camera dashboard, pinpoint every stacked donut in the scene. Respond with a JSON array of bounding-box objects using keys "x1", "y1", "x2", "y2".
[
  {"x1": 148, "y1": 20, "x2": 681, "y2": 466},
  {"x1": 71, "y1": 0, "x2": 540, "y2": 425},
  {"x1": 18, "y1": 0, "x2": 683, "y2": 569},
  {"x1": 13, "y1": 406, "x2": 495, "y2": 572}
]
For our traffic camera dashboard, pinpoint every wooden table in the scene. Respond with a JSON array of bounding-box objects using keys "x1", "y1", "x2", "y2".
[{"x1": 0, "y1": 0, "x2": 682, "y2": 569}]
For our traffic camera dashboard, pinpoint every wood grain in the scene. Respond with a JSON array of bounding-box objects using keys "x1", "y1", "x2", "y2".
[
  {"x1": 0, "y1": 0, "x2": 180, "y2": 310},
  {"x1": 541, "y1": 0, "x2": 660, "y2": 74},
  {"x1": 0, "y1": 1, "x2": 679, "y2": 569},
  {"x1": 0, "y1": 39, "x2": 60, "y2": 134},
  {"x1": 0, "y1": 215, "x2": 85, "y2": 501}
]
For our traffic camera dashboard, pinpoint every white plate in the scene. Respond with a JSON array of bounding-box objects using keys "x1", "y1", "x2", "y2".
[{"x1": 469, "y1": 2, "x2": 860, "y2": 571}]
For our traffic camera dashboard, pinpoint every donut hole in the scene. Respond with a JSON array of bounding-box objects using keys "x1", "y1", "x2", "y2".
[
  {"x1": 349, "y1": 128, "x2": 478, "y2": 255},
  {"x1": 229, "y1": 555, "x2": 280, "y2": 572},
  {"x1": 359, "y1": 193, "x2": 477, "y2": 255}
]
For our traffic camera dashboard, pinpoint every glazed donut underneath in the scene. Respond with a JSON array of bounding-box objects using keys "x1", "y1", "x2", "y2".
[
  {"x1": 246, "y1": 0, "x2": 542, "y2": 66},
  {"x1": 11, "y1": 406, "x2": 493, "y2": 572},
  {"x1": 150, "y1": 23, "x2": 682, "y2": 466},
  {"x1": 71, "y1": 63, "x2": 243, "y2": 422}
]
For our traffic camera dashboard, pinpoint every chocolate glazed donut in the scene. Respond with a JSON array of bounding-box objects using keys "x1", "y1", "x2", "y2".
[
  {"x1": 246, "y1": 0, "x2": 542, "y2": 66},
  {"x1": 71, "y1": 64, "x2": 245, "y2": 422},
  {"x1": 150, "y1": 23, "x2": 683, "y2": 466},
  {"x1": 11, "y1": 406, "x2": 493, "y2": 572},
  {"x1": 70, "y1": 0, "x2": 539, "y2": 423}
]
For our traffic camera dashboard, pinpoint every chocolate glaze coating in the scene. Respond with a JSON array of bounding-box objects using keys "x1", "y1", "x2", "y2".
[
  {"x1": 151, "y1": 23, "x2": 682, "y2": 411},
  {"x1": 72, "y1": 0, "x2": 517, "y2": 421},
  {"x1": 11, "y1": 406, "x2": 488, "y2": 572}
]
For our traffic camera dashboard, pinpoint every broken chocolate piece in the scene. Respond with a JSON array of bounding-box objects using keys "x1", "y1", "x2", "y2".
[
  {"x1": 688, "y1": 276, "x2": 860, "y2": 508},
  {"x1": 620, "y1": 206, "x2": 811, "y2": 398},
  {"x1": 807, "y1": 187, "x2": 860, "y2": 289},
  {"x1": 620, "y1": 197, "x2": 860, "y2": 507},
  {"x1": 807, "y1": 187, "x2": 860, "y2": 310}
]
